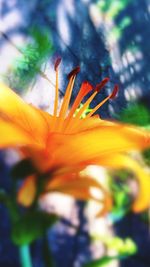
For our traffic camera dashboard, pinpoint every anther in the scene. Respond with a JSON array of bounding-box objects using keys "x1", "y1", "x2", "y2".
[
  {"x1": 95, "y1": 77, "x2": 110, "y2": 92},
  {"x1": 54, "y1": 57, "x2": 61, "y2": 71},
  {"x1": 67, "y1": 66, "x2": 80, "y2": 79},
  {"x1": 110, "y1": 84, "x2": 119, "y2": 99}
]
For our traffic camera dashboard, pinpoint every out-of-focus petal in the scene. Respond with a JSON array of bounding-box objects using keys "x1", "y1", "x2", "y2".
[
  {"x1": 98, "y1": 154, "x2": 150, "y2": 212},
  {"x1": 46, "y1": 173, "x2": 108, "y2": 202},
  {"x1": 17, "y1": 176, "x2": 37, "y2": 206}
]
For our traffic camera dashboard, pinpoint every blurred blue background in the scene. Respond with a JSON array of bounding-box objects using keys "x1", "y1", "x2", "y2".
[{"x1": 0, "y1": 0, "x2": 150, "y2": 266}]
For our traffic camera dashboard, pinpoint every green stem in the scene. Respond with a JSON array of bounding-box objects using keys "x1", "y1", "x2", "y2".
[{"x1": 19, "y1": 245, "x2": 32, "y2": 267}]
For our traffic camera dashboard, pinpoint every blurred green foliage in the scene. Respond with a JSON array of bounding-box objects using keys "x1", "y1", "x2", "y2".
[
  {"x1": 142, "y1": 148, "x2": 150, "y2": 166},
  {"x1": 7, "y1": 30, "x2": 53, "y2": 91},
  {"x1": 109, "y1": 17, "x2": 131, "y2": 40},
  {"x1": 97, "y1": 0, "x2": 133, "y2": 41},
  {"x1": 84, "y1": 256, "x2": 118, "y2": 267},
  {"x1": 105, "y1": 237, "x2": 137, "y2": 255},
  {"x1": 11, "y1": 211, "x2": 57, "y2": 245},
  {"x1": 83, "y1": 237, "x2": 137, "y2": 266},
  {"x1": 98, "y1": 0, "x2": 132, "y2": 19},
  {"x1": 109, "y1": 175, "x2": 131, "y2": 222},
  {"x1": 117, "y1": 103, "x2": 150, "y2": 126}
]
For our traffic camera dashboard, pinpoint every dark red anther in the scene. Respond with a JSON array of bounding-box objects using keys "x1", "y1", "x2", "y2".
[
  {"x1": 67, "y1": 66, "x2": 80, "y2": 79},
  {"x1": 110, "y1": 84, "x2": 119, "y2": 99},
  {"x1": 95, "y1": 77, "x2": 110, "y2": 92},
  {"x1": 54, "y1": 57, "x2": 61, "y2": 71}
]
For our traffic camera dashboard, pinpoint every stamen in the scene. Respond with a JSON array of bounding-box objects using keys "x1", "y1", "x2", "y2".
[
  {"x1": 59, "y1": 76, "x2": 75, "y2": 118},
  {"x1": 86, "y1": 84, "x2": 119, "y2": 118},
  {"x1": 86, "y1": 95, "x2": 110, "y2": 118},
  {"x1": 74, "y1": 77, "x2": 109, "y2": 119},
  {"x1": 58, "y1": 66, "x2": 80, "y2": 120},
  {"x1": 67, "y1": 81, "x2": 93, "y2": 119},
  {"x1": 53, "y1": 58, "x2": 61, "y2": 116},
  {"x1": 74, "y1": 90, "x2": 97, "y2": 119},
  {"x1": 57, "y1": 76, "x2": 76, "y2": 131},
  {"x1": 67, "y1": 66, "x2": 80, "y2": 80}
]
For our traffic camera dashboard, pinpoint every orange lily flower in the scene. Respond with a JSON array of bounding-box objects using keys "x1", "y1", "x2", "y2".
[{"x1": 0, "y1": 60, "x2": 150, "y2": 213}]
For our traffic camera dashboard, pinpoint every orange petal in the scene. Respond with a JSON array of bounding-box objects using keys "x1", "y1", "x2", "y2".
[{"x1": 47, "y1": 122, "x2": 150, "y2": 168}]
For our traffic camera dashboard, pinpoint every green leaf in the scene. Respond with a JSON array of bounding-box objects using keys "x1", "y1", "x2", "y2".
[{"x1": 11, "y1": 211, "x2": 58, "y2": 245}]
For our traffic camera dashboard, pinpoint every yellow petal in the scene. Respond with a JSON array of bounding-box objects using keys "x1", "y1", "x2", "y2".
[
  {"x1": 0, "y1": 118, "x2": 37, "y2": 148},
  {"x1": 17, "y1": 176, "x2": 37, "y2": 206}
]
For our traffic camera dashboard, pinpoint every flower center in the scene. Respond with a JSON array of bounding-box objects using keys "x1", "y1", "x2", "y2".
[{"x1": 53, "y1": 59, "x2": 118, "y2": 132}]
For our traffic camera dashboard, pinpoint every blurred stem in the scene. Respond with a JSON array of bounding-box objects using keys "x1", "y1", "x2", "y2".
[{"x1": 19, "y1": 245, "x2": 32, "y2": 267}]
